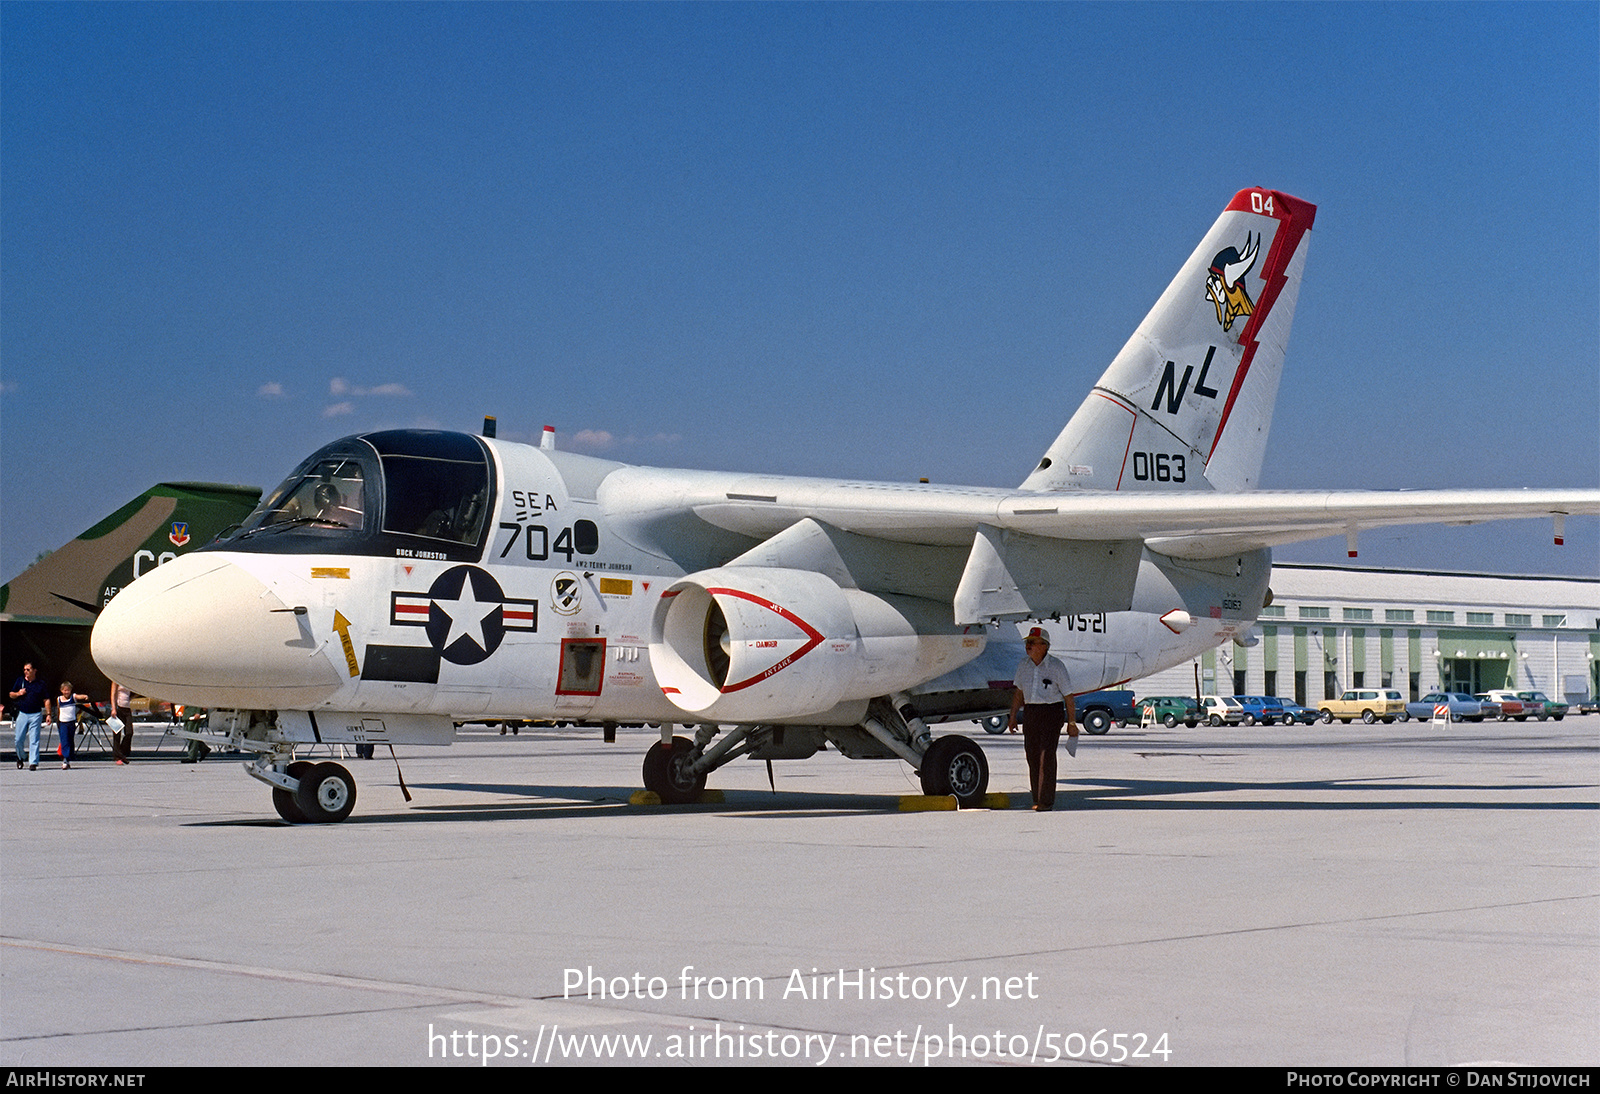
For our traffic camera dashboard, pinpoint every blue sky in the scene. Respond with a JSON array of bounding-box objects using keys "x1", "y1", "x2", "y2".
[{"x1": 4, "y1": 2, "x2": 1596, "y2": 580}]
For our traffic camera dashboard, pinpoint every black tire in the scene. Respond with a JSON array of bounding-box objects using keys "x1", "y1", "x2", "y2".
[
  {"x1": 1319, "y1": 710, "x2": 1333, "y2": 724},
  {"x1": 1162, "y1": 713, "x2": 1177, "y2": 728},
  {"x1": 293, "y1": 761, "x2": 356, "y2": 823},
  {"x1": 981, "y1": 715, "x2": 1007, "y2": 735},
  {"x1": 1082, "y1": 709, "x2": 1112, "y2": 735},
  {"x1": 272, "y1": 760, "x2": 314, "y2": 824},
  {"x1": 1361, "y1": 710, "x2": 1376, "y2": 724},
  {"x1": 642, "y1": 736, "x2": 707, "y2": 804},
  {"x1": 1397, "y1": 711, "x2": 1410, "y2": 723},
  {"x1": 919, "y1": 735, "x2": 989, "y2": 806},
  {"x1": 1242, "y1": 713, "x2": 1255, "y2": 726},
  {"x1": 1208, "y1": 714, "x2": 1222, "y2": 727}
]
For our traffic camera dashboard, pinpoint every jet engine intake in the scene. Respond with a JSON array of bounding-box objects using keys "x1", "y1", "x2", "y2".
[{"x1": 649, "y1": 567, "x2": 982, "y2": 723}]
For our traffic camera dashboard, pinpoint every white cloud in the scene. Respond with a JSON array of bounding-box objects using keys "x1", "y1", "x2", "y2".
[
  {"x1": 568, "y1": 429, "x2": 615, "y2": 451},
  {"x1": 558, "y1": 429, "x2": 684, "y2": 453},
  {"x1": 330, "y1": 377, "x2": 412, "y2": 398},
  {"x1": 322, "y1": 401, "x2": 355, "y2": 418},
  {"x1": 257, "y1": 381, "x2": 286, "y2": 397}
]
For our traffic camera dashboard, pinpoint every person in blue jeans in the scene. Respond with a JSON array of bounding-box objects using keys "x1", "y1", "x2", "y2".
[
  {"x1": 10, "y1": 663, "x2": 48, "y2": 770},
  {"x1": 51, "y1": 681, "x2": 91, "y2": 770}
]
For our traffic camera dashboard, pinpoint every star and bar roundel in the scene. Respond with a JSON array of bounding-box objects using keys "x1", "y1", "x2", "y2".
[{"x1": 390, "y1": 564, "x2": 538, "y2": 665}]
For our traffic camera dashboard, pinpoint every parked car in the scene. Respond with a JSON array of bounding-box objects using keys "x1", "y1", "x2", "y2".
[
  {"x1": 1404, "y1": 692, "x2": 1497, "y2": 723},
  {"x1": 1319, "y1": 688, "x2": 1408, "y2": 724},
  {"x1": 1137, "y1": 695, "x2": 1201, "y2": 728},
  {"x1": 1199, "y1": 695, "x2": 1246, "y2": 726},
  {"x1": 1234, "y1": 695, "x2": 1287, "y2": 726},
  {"x1": 1479, "y1": 691, "x2": 1526, "y2": 721},
  {"x1": 1513, "y1": 691, "x2": 1568, "y2": 721},
  {"x1": 1075, "y1": 690, "x2": 1137, "y2": 735},
  {"x1": 1275, "y1": 699, "x2": 1323, "y2": 725},
  {"x1": 978, "y1": 689, "x2": 1138, "y2": 735}
]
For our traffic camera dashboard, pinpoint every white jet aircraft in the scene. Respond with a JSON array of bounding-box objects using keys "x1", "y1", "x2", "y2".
[{"x1": 91, "y1": 189, "x2": 1598, "y2": 822}]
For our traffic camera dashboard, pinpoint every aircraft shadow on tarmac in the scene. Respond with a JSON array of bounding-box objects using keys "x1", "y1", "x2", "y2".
[
  {"x1": 186, "y1": 780, "x2": 912, "y2": 825},
  {"x1": 183, "y1": 772, "x2": 1596, "y2": 826},
  {"x1": 1056, "y1": 775, "x2": 1597, "y2": 810}
]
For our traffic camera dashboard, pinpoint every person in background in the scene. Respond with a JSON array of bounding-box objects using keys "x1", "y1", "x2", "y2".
[
  {"x1": 51, "y1": 681, "x2": 90, "y2": 770},
  {"x1": 109, "y1": 680, "x2": 135, "y2": 764},
  {"x1": 10, "y1": 663, "x2": 48, "y2": 771}
]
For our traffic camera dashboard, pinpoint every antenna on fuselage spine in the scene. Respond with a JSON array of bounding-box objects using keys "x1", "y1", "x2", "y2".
[
  {"x1": 541, "y1": 425, "x2": 556, "y2": 450},
  {"x1": 482, "y1": 415, "x2": 497, "y2": 438}
]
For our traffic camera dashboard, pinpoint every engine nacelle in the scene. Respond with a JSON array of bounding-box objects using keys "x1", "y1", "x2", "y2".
[{"x1": 649, "y1": 567, "x2": 984, "y2": 723}]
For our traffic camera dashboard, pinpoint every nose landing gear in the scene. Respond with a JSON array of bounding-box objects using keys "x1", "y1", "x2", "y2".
[{"x1": 265, "y1": 759, "x2": 357, "y2": 824}]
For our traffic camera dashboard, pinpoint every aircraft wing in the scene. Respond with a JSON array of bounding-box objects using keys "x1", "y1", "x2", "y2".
[{"x1": 669, "y1": 476, "x2": 1600, "y2": 556}]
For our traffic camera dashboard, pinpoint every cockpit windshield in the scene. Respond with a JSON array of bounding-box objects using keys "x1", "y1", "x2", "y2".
[
  {"x1": 248, "y1": 458, "x2": 368, "y2": 533},
  {"x1": 216, "y1": 430, "x2": 493, "y2": 560}
]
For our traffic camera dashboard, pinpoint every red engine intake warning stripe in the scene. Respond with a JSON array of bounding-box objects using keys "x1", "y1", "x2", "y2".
[{"x1": 704, "y1": 587, "x2": 827, "y2": 694}]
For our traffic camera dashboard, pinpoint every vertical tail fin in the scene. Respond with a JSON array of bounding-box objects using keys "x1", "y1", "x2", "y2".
[{"x1": 1022, "y1": 188, "x2": 1316, "y2": 493}]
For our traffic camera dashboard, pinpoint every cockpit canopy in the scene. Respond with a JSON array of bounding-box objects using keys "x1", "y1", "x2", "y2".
[{"x1": 216, "y1": 431, "x2": 493, "y2": 560}]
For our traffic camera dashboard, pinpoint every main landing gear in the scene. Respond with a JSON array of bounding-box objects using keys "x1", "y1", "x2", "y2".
[
  {"x1": 641, "y1": 736, "x2": 709, "y2": 805},
  {"x1": 917, "y1": 735, "x2": 989, "y2": 806},
  {"x1": 639, "y1": 705, "x2": 992, "y2": 808}
]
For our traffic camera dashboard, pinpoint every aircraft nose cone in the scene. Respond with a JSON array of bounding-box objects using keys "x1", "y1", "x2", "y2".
[{"x1": 92, "y1": 553, "x2": 342, "y2": 708}]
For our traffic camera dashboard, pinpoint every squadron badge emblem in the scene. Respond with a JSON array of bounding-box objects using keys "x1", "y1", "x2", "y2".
[{"x1": 1204, "y1": 233, "x2": 1259, "y2": 332}]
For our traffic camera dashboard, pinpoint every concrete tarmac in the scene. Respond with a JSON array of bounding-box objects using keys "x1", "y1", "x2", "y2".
[{"x1": 2, "y1": 717, "x2": 1595, "y2": 1067}]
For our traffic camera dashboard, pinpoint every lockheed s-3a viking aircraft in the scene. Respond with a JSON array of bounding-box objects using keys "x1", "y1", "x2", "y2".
[{"x1": 91, "y1": 189, "x2": 1599, "y2": 822}]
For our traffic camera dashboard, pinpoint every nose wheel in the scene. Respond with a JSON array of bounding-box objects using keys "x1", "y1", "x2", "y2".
[
  {"x1": 271, "y1": 760, "x2": 315, "y2": 823},
  {"x1": 271, "y1": 760, "x2": 358, "y2": 823}
]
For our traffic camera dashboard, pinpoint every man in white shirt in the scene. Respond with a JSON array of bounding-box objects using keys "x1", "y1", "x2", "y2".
[{"x1": 1006, "y1": 627, "x2": 1079, "y2": 811}]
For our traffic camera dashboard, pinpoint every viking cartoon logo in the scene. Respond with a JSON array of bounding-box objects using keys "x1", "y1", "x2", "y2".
[{"x1": 1205, "y1": 234, "x2": 1259, "y2": 332}]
